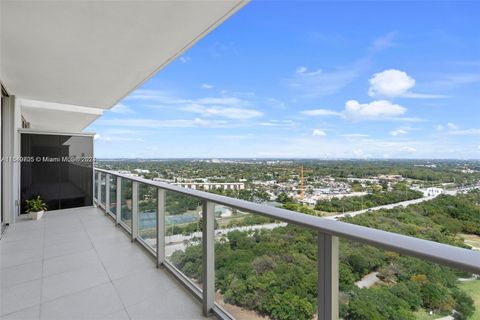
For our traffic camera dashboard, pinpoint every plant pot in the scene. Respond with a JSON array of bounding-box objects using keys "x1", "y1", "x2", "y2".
[{"x1": 30, "y1": 210, "x2": 44, "y2": 220}]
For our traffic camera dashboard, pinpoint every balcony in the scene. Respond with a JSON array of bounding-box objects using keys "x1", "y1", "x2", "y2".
[
  {"x1": 0, "y1": 206, "x2": 207, "y2": 320},
  {"x1": 1, "y1": 2, "x2": 480, "y2": 319},
  {"x1": 1, "y1": 168, "x2": 480, "y2": 319}
]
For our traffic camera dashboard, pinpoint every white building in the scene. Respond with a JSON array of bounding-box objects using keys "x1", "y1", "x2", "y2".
[
  {"x1": 424, "y1": 187, "x2": 444, "y2": 197},
  {"x1": 134, "y1": 168, "x2": 150, "y2": 174},
  {"x1": 173, "y1": 182, "x2": 245, "y2": 191}
]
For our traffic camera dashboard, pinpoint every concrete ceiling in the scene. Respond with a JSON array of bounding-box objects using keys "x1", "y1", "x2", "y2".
[
  {"x1": 19, "y1": 99, "x2": 103, "y2": 132},
  {"x1": 0, "y1": 0, "x2": 248, "y2": 109}
]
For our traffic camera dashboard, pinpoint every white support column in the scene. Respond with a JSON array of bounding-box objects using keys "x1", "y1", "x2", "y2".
[
  {"x1": 97, "y1": 171, "x2": 102, "y2": 207},
  {"x1": 1, "y1": 95, "x2": 16, "y2": 224},
  {"x1": 116, "y1": 177, "x2": 121, "y2": 225},
  {"x1": 317, "y1": 232, "x2": 339, "y2": 320},
  {"x1": 156, "y1": 189, "x2": 166, "y2": 267},
  {"x1": 105, "y1": 174, "x2": 110, "y2": 215},
  {"x1": 131, "y1": 181, "x2": 139, "y2": 241},
  {"x1": 202, "y1": 200, "x2": 215, "y2": 316}
]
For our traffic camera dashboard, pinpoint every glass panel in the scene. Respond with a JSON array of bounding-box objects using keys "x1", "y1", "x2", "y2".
[
  {"x1": 339, "y1": 240, "x2": 478, "y2": 320},
  {"x1": 100, "y1": 173, "x2": 106, "y2": 207},
  {"x1": 120, "y1": 178, "x2": 132, "y2": 229},
  {"x1": 20, "y1": 133, "x2": 93, "y2": 213},
  {"x1": 138, "y1": 183, "x2": 157, "y2": 250},
  {"x1": 20, "y1": 134, "x2": 61, "y2": 212},
  {"x1": 109, "y1": 175, "x2": 117, "y2": 215},
  {"x1": 212, "y1": 206, "x2": 317, "y2": 320},
  {"x1": 58, "y1": 135, "x2": 93, "y2": 209},
  {"x1": 164, "y1": 191, "x2": 203, "y2": 290}
]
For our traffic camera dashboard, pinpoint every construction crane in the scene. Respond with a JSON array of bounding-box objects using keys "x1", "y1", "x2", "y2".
[
  {"x1": 300, "y1": 165, "x2": 305, "y2": 200},
  {"x1": 299, "y1": 165, "x2": 313, "y2": 200}
]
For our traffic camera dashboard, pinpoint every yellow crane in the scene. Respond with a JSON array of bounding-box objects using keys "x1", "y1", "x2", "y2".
[
  {"x1": 300, "y1": 165, "x2": 305, "y2": 200},
  {"x1": 299, "y1": 165, "x2": 313, "y2": 200}
]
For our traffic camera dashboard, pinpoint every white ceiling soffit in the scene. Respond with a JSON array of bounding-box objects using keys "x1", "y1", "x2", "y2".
[
  {"x1": 20, "y1": 99, "x2": 103, "y2": 132},
  {"x1": 1, "y1": 0, "x2": 248, "y2": 109}
]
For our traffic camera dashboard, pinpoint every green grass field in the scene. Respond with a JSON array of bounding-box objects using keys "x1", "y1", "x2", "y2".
[
  {"x1": 459, "y1": 280, "x2": 480, "y2": 320},
  {"x1": 460, "y1": 233, "x2": 480, "y2": 251},
  {"x1": 413, "y1": 309, "x2": 449, "y2": 320}
]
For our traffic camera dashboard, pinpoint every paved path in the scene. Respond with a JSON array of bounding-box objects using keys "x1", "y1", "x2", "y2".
[
  {"x1": 355, "y1": 272, "x2": 380, "y2": 288},
  {"x1": 158, "y1": 222, "x2": 288, "y2": 257},
  {"x1": 324, "y1": 195, "x2": 439, "y2": 220}
]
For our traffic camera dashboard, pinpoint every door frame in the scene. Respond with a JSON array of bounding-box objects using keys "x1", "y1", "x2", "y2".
[{"x1": 1, "y1": 83, "x2": 8, "y2": 235}]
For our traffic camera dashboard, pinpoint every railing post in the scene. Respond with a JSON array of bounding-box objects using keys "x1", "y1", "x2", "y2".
[
  {"x1": 116, "y1": 177, "x2": 121, "y2": 225},
  {"x1": 202, "y1": 200, "x2": 215, "y2": 316},
  {"x1": 317, "y1": 232, "x2": 339, "y2": 320},
  {"x1": 156, "y1": 189, "x2": 166, "y2": 267},
  {"x1": 131, "y1": 181, "x2": 139, "y2": 242},
  {"x1": 97, "y1": 171, "x2": 102, "y2": 207},
  {"x1": 105, "y1": 174, "x2": 110, "y2": 215}
]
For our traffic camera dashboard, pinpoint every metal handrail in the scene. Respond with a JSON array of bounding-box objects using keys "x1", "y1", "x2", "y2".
[{"x1": 94, "y1": 167, "x2": 480, "y2": 274}]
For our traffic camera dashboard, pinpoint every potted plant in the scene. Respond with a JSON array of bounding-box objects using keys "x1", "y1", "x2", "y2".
[{"x1": 26, "y1": 195, "x2": 47, "y2": 220}]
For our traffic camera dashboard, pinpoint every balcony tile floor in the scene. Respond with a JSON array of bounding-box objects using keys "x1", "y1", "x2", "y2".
[{"x1": 0, "y1": 207, "x2": 208, "y2": 320}]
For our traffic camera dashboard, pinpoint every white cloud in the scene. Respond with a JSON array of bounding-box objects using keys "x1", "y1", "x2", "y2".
[
  {"x1": 344, "y1": 100, "x2": 406, "y2": 120},
  {"x1": 401, "y1": 92, "x2": 448, "y2": 99},
  {"x1": 296, "y1": 66, "x2": 307, "y2": 73},
  {"x1": 287, "y1": 66, "x2": 358, "y2": 98},
  {"x1": 179, "y1": 56, "x2": 190, "y2": 63},
  {"x1": 194, "y1": 97, "x2": 250, "y2": 107},
  {"x1": 432, "y1": 73, "x2": 480, "y2": 88},
  {"x1": 370, "y1": 32, "x2": 397, "y2": 52},
  {"x1": 201, "y1": 83, "x2": 214, "y2": 89},
  {"x1": 448, "y1": 128, "x2": 480, "y2": 136},
  {"x1": 110, "y1": 104, "x2": 134, "y2": 114},
  {"x1": 390, "y1": 129, "x2": 408, "y2": 136},
  {"x1": 368, "y1": 69, "x2": 445, "y2": 99},
  {"x1": 447, "y1": 122, "x2": 458, "y2": 130},
  {"x1": 258, "y1": 120, "x2": 295, "y2": 127},
  {"x1": 218, "y1": 134, "x2": 254, "y2": 141},
  {"x1": 266, "y1": 98, "x2": 286, "y2": 109},
  {"x1": 342, "y1": 133, "x2": 369, "y2": 138},
  {"x1": 93, "y1": 134, "x2": 112, "y2": 142},
  {"x1": 300, "y1": 109, "x2": 342, "y2": 117},
  {"x1": 312, "y1": 129, "x2": 327, "y2": 136},
  {"x1": 98, "y1": 118, "x2": 229, "y2": 128},
  {"x1": 125, "y1": 89, "x2": 261, "y2": 121},
  {"x1": 182, "y1": 104, "x2": 262, "y2": 120},
  {"x1": 436, "y1": 124, "x2": 444, "y2": 131},
  {"x1": 400, "y1": 146, "x2": 417, "y2": 154},
  {"x1": 368, "y1": 69, "x2": 415, "y2": 98}
]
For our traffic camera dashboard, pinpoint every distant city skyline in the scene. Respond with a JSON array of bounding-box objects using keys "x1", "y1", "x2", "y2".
[{"x1": 88, "y1": 1, "x2": 480, "y2": 159}]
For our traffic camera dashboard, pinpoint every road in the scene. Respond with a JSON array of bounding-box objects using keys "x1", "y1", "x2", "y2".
[
  {"x1": 161, "y1": 193, "x2": 438, "y2": 256},
  {"x1": 155, "y1": 189, "x2": 463, "y2": 256},
  {"x1": 324, "y1": 194, "x2": 442, "y2": 220},
  {"x1": 156, "y1": 222, "x2": 288, "y2": 257}
]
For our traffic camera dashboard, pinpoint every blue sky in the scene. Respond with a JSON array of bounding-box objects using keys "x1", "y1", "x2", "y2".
[{"x1": 88, "y1": 1, "x2": 480, "y2": 159}]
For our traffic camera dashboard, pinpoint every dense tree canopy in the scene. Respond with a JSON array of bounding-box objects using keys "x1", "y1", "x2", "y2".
[{"x1": 170, "y1": 192, "x2": 480, "y2": 319}]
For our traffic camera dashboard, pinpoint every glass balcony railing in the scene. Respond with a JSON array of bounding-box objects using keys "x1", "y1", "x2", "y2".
[
  {"x1": 93, "y1": 168, "x2": 480, "y2": 320},
  {"x1": 165, "y1": 190, "x2": 204, "y2": 290},
  {"x1": 100, "y1": 172, "x2": 106, "y2": 208},
  {"x1": 120, "y1": 178, "x2": 132, "y2": 230},
  {"x1": 94, "y1": 170, "x2": 99, "y2": 203},
  {"x1": 137, "y1": 183, "x2": 157, "y2": 251},
  {"x1": 108, "y1": 175, "x2": 117, "y2": 215}
]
